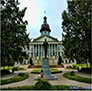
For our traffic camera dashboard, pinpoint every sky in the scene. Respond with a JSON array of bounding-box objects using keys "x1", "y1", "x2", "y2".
[{"x1": 18, "y1": 0, "x2": 67, "y2": 41}]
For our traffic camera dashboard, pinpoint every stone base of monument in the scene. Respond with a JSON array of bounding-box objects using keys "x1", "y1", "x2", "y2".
[
  {"x1": 35, "y1": 74, "x2": 57, "y2": 80},
  {"x1": 35, "y1": 58, "x2": 57, "y2": 80},
  {"x1": 43, "y1": 74, "x2": 57, "y2": 80},
  {"x1": 42, "y1": 58, "x2": 57, "y2": 80},
  {"x1": 35, "y1": 75, "x2": 41, "y2": 80}
]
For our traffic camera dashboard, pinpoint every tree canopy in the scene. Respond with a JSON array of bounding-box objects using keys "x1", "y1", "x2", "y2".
[
  {"x1": 62, "y1": 0, "x2": 91, "y2": 64},
  {"x1": 1, "y1": 0, "x2": 30, "y2": 66}
]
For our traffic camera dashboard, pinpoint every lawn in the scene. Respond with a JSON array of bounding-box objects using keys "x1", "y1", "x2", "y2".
[
  {"x1": 72, "y1": 64, "x2": 90, "y2": 69},
  {"x1": 1, "y1": 66, "x2": 26, "y2": 71},
  {"x1": 64, "y1": 68, "x2": 76, "y2": 70},
  {"x1": 1, "y1": 66, "x2": 19, "y2": 71},
  {"x1": 63, "y1": 72, "x2": 92, "y2": 84},
  {"x1": 31, "y1": 68, "x2": 62, "y2": 74},
  {"x1": 1, "y1": 73, "x2": 29, "y2": 85}
]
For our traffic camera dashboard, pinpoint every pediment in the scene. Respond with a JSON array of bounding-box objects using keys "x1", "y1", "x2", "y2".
[{"x1": 33, "y1": 35, "x2": 58, "y2": 42}]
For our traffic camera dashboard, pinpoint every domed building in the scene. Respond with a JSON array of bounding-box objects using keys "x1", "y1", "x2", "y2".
[{"x1": 26, "y1": 16, "x2": 64, "y2": 65}]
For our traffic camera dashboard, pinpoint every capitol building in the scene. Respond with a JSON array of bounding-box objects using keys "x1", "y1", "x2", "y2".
[{"x1": 25, "y1": 16, "x2": 65, "y2": 65}]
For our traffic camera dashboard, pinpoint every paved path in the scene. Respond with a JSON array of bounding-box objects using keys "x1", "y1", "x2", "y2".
[
  {"x1": 0, "y1": 73, "x2": 18, "y2": 80},
  {"x1": 0, "y1": 68, "x2": 92, "y2": 89},
  {"x1": 49, "y1": 72, "x2": 92, "y2": 88},
  {"x1": 75, "y1": 72, "x2": 92, "y2": 78}
]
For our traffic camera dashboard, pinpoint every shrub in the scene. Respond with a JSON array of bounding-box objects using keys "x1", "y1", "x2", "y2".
[
  {"x1": 63, "y1": 72, "x2": 92, "y2": 84},
  {"x1": 1, "y1": 84, "x2": 91, "y2": 90},
  {"x1": 72, "y1": 65, "x2": 77, "y2": 69},
  {"x1": 18, "y1": 73, "x2": 25, "y2": 76},
  {"x1": 18, "y1": 68, "x2": 25, "y2": 71},
  {"x1": 68, "y1": 66, "x2": 72, "y2": 68},
  {"x1": 80, "y1": 68, "x2": 91, "y2": 74},
  {"x1": 1, "y1": 73, "x2": 29, "y2": 85},
  {"x1": 34, "y1": 78, "x2": 52, "y2": 90},
  {"x1": 13, "y1": 66, "x2": 19, "y2": 71},
  {"x1": 70, "y1": 71, "x2": 75, "y2": 75},
  {"x1": 1, "y1": 85, "x2": 34, "y2": 90},
  {"x1": 52, "y1": 85, "x2": 70, "y2": 90},
  {"x1": 1, "y1": 70, "x2": 11, "y2": 76},
  {"x1": 58, "y1": 56, "x2": 63, "y2": 65},
  {"x1": 30, "y1": 57, "x2": 34, "y2": 65}
]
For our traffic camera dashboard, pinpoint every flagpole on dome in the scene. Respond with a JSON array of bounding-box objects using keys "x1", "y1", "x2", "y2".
[{"x1": 44, "y1": 11, "x2": 46, "y2": 17}]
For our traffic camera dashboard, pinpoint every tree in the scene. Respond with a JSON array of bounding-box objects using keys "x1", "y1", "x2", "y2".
[
  {"x1": 1, "y1": 0, "x2": 30, "y2": 67},
  {"x1": 58, "y1": 56, "x2": 63, "y2": 65},
  {"x1": 62, "y1": 0, "x2": 91, "y2": 66},
  {"x1": 30, "y1": 57, "x2": 34, "y2": 65}
]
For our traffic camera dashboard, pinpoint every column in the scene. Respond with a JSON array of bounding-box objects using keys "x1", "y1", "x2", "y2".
[
  {"x1": 33, "y1": 44, "x2": 34, "y2": 57},
  {"x1": 38, "y1": 44, "x2": 40, "y2": 57},
  {"x1": 54, "y1": 44, "x2": 55, "y2": 56},
  {"x1": 42, "y1": 44, "x2": 43, "y2": 57},
  {"x1": 41, "y1": 44, "x2": 43, "y2": 57},
  {"x1": 54, "y1": 44, "x2": 56, "y2": 56},
  {"x1": 52, "y1": 44, "x2": 53, "y2": 56},
  {"x1": 38, "y1": 45, "x2": 40, "y2": 56},
  {"x1": 49, "y1": 44, "x2": 50, "y2": 56},
  {"x1": 50, "y1": 44, "x2": 51, "y2": 56},
  {"x1": 57, "y1": 44, "x2": 58, "y2": 56},
  {"x1": 40, "y1": 44, "x2": 41, "y2": 57},
  {"x1": 34, "y1": 44, "x2": 35, "y2": 57},
  {"x1": 41, "y1": 45, "x2": 42, "y2": 57},
  {"x1": 37, "y1": 45, "x2": 38, "y2": 56},
  {"x1": 35, "y1": 45, "x2": 36, "y2": 57}
]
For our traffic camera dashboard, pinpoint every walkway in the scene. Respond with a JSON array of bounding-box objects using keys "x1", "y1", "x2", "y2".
[
  {"x1": 0, "y1": 68, "x2": 92, "y2": 89},
  {"x1": 0, "y1": 73, "x2": 18, "y2": 80},
  {"x1": 75, "y1": 72, "x2": 92, "y2": 78}
]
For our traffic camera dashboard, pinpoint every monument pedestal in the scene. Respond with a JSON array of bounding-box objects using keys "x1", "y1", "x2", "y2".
[
  {"x1": 35, "y1": 58, "x2": 57, "y2": 80},
  {"x1": 42, "y1": 58, "x2": 57, "y2": 80}
]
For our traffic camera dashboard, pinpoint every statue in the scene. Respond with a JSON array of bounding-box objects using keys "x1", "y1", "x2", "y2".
[
  {"x1": 43, "y1": 39, "x2": 48, "y2": 58},
  {"x1": 35, "y1": 39, "x2": 57, "y2": 80}
]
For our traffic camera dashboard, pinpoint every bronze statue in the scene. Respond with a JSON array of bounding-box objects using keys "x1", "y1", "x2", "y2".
[{"x1": 43, "y1": 39, "x2": 48, "y2": 58}]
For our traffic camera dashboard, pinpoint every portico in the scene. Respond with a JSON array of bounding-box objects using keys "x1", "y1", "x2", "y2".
[{"x1": 30, "y1": 41, "x2": 62, "y2": 58}]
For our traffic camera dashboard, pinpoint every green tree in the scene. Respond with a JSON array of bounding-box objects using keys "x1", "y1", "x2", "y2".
[
  {"x1": 62, "y1": 0, "x2": 91, "y2": 66},
  {"x1": 58, "y1": 56, "x2": 63, "y2": 65},
  {"x1": 30, "y1": 57, "x2": 34, "y2": 65},
  {"x1": 1, "y1": 0, "x2": 30, "y2": 68}
]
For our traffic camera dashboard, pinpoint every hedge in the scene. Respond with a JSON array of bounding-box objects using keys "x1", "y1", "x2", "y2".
[
  {"x1": 1, "y1": 73, "x2": 29, "y2": 85},
  {"x1": 63, "y1": 72, "x2": 92, "y2": 84}
]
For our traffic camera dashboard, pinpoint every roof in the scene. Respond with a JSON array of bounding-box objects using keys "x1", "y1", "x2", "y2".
[{"x1": 33, "y1": 35, "x2": 58, "y2": 42}]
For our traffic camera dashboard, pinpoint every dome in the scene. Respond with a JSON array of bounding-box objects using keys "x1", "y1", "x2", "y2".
[{"x1": 40, "y1": 16, "x2": 51, "y2": 32}]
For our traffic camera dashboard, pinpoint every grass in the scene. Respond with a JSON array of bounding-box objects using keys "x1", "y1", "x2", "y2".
[
  {"x1": 64, "y1": 68, "x2": 76, "y2": 70},
  {"x1": 0, "y1": 85, "x2": 91, "y2": 90},
  {"x1": 50, "y1": 68, "x2": 62, "y2": 74},
  {"x1": 1, "y1": 66, "x2": 19, "y2": 71},
  {"x1": 72, "y1": 64, "x2": 90, "y2": 69},
  {"x1": 63, "y1": 72, "x2": 92, "y2": 84},
  {"x1": 17, "y1": 68, "x2": 26, "y2": 71},
  {"x1": 31, "y1": 68, "x2": 62, "y2": 74},
  {"x1": 1, "y1": 73, "x2": 29, "y2": 85},
  {"x1": 1, "y1": 66, "x2": 26, "y2": 72}
]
